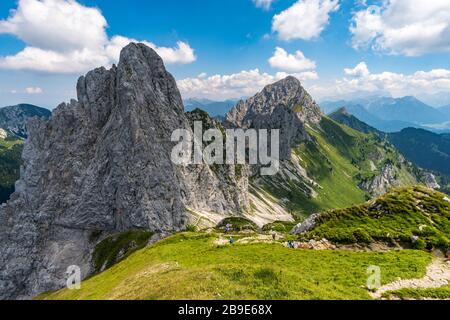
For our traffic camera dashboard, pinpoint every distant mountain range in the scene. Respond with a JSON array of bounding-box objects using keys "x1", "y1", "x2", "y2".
[
  {"x1": 366, "y1": 96, "x2": 444, "y2": 124},
  {"x1": 184, "y1": 98, "x2": 239, "y2": 117},
  {"x1": 185, "y1": 96, "x2": 450, "y2": 133},
  {"x1": 321, "y1": 96, "x2": 450, "y2": 133},
  {"x1": 328, "y1": 108, "x2": 381, "y2": 135},
  {"x1": 330, "y1": 107, "x2": 450, "y2": 194},
  {"x1": 388, "y1": 128, "x2": 450, "y2": 177}
]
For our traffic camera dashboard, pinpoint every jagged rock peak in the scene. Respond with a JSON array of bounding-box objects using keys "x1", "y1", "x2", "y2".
[
  {"x1": 226, "y1": 76, "x2": 322, "y2": 128},
  {"x1": 261, "y1": 75, "x2": 303, "y2": 95},
  {"x1": 120, "y1": 42, "x2": 165, "y2": 68},
  {"x1": 225, "y1": 76, "x2": 322, "y2": 159}
]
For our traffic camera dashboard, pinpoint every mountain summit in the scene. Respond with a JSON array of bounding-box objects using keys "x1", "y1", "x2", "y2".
[{"x1": 226, "y1": 76, "x2": 322, "y2": 159}]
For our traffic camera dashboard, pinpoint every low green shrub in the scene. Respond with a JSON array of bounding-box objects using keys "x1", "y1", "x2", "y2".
[
  {"x1": 93, "y1": 230, "x2": 153, "y2": 273},
  {"x1": 217, "y1": 217, "x2": 258, "y2": 232}
]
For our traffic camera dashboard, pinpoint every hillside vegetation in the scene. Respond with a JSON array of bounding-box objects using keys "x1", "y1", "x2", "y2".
[
  {"x1": 330, "y1": 108, "x2": 450, "y2": 195},
  {"x1": 259, "y1": 117, "x2": 416, "y2": 218},
  {"x1": 388, "y1": 128, "x2": 450, "y2": 177},
  {"x1": 300, "y1": 186, "x2": 450, "y2": 250}
]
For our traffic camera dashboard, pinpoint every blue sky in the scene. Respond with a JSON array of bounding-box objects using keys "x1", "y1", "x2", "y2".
[{"x1": 1, "y1": 0, "x2": 450, "y2": 108}]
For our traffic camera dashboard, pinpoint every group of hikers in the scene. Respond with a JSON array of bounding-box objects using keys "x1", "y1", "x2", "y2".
[
  {"x1": 224, "y1": 224, "x2": 449, "y2": 257},
  {"x1": 228, "y1": 233, "x2": 278, "y2": 245},
  {"x1": 223, "y1": 222, "x2": 302, "y2": 249}
]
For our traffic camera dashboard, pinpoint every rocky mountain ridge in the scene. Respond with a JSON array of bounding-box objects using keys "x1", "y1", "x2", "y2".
[{"x1": 226, "y1": 80, "x2": 419, "y2": 216}]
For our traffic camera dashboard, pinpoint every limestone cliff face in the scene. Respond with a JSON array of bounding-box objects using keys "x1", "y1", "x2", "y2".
[
  {"x1": 0, "y1": 43, "x2": 248, "y2": 299},
  {"x1": 182, "y1": 108, "x2": 250, "y2": 219},
  {"x1": 226, "y1": 76, "x2": 325, "y2": 204},
  {"x1": 359, "y1": 163, "x2": 402, "y2": 197},
  {"x1": 226, "y1": 76, "x2": 322, "y2": 160}
]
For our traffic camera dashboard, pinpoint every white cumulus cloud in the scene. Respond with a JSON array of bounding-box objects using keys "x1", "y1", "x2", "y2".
[
  {"x1": 272, "y1": 0, "x2": 340, "y2": 41},
  {"x1": 105, "y1": 36, "x2": 196, "y2": 65},
  {"x1": 0, "y1": 0, "x2": 196, "y2": 73},
  {"x1": 311, "y1": 62, "x2": 450, "y2": 100},
  {"x1": 344, "y1": 62, "x2": 370, "y2": 78},
  {"x1": 350, "y1": 0, "x2": 450, "y2": 56},
  {"x1": 268, "y1": 47, "x2": 316, "y2": 72},
  {"x1": 177, "y1": 69, "x2": 317, "y2": 100}
]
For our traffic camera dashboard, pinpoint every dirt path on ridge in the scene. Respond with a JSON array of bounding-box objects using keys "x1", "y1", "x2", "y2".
[{"x1": 370, "y1": 252, "x2": 450, "y2": 299}]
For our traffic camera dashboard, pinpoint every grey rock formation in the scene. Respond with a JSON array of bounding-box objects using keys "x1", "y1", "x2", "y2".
[
  {"x1": 225, "y1": 76, "x2": 324, "y2": 208},
  {"x1": 359, "y1": 163, "x2": 400, "y2": 197},
  {"x1": 360, "y1": 158, "x2": 417, "y2": 197},
  {"x1": 0, "y1": 104, "x2": 51, "y2": 138},
  {"x1": 226, "y1": 76, "x2": 322, "y2": 160},
  {"x1": 0, "y1": 43, "x2": 248, "y2": 299},
  {"x1": 182, "y1": 108, "x2": 249, "y2": 215},
  {"x1": 291, "y1": 213, "x2": 320, "y2": 235},
  {"x1": 423, "y1": 173, "x2": 441, "y2": 190},
  {"x1": 0, "y1": 128, "x2": 7, "y2": 140}
]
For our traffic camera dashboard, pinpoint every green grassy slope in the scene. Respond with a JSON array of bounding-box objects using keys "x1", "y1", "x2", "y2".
[
  {"x1": 383, "y1": 284, "x2": 450, "y2": 300},
  {"x1": 300, "y1": 186, "x2": 450, "y2": 250},
  {"x1": 0, "y1": 137, "x2": 23, "y2": 203},
  {"x1": 388, "y1": 128, "x2": 450, "y2": 176},
  {"x1": 258, "y1": 117, "x2": 416, "y2": 218},
  {"x1": 38, "y1": 232, "x2": 432, "y2": 300},
  {"x1": 330, "y1": 109, "x2": 450, "y2": 195}
]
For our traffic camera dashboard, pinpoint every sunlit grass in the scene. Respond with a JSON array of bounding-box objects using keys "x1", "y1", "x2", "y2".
[{"x1": 38, "y1": 232, "x2": 431, "y2": 300}]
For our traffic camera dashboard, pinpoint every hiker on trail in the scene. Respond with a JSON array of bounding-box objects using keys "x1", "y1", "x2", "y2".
[
  {"x1": 229, "y1": 237, "x2": 235, "y2": 245},
  {"x1": 272, "y1": 233, "x2": 276, "y2": 241},
  {"x1": 446, "y1": 248, "x2": 450, "y2": 261}
]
